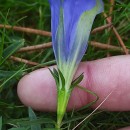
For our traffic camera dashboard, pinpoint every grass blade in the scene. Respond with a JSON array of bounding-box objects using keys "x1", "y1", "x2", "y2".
[
  {"x1": 8, "y1": 128, "x2": 27, "y2": 130},
  {"x1": 0, "y1": 38, "x2": 24, "y2": 65},
  {"x1": 0, "y1": 29, "x2": 5, "y2": 63},
  {"x1": 0, "y1": 117, "x2": 2, "y2": 130},
  {"x1": 28, "y1": 107, "x2": 41, "y2": 130}
]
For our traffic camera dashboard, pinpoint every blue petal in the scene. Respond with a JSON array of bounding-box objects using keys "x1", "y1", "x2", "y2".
[
  {"x1": 49, "y1": 0, "x2": 67, "y2": 66},
  {"x1": 63, "y1": 0, "x2": 97, "y2": 57},
  {"x1": 67, "y1": 0, "x2": 104, "y2": 65},
  {"x1": 54, "y1": 9, "x2": 67, "y2": 66},
  {"x1": 48, "y1": 0, "x2": 104, "y2": 66},
  {"x1": 49, "y1": 0, "x2": 61, "y2": 36}
]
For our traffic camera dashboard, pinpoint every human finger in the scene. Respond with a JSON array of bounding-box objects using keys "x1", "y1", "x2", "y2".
[{"x1": 17, "y1": 55, "x2": 130, "y2": 111}]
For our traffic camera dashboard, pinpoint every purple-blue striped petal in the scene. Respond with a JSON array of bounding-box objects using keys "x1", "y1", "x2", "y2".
[
  {"x1": 48, "y1": 0, "x2": 104, "y2": 66},
  {"x1": 67, "y1": 0, "x2": 104, "y2": 65},
  {"x1": 48, "y1": 0, "x2": 61, "y2": 63},
  {"x1": 63, "y1": 0, "x2": 96, "y2": 56}
]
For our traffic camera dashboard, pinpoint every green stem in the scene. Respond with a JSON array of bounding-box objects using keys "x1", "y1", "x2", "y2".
[{"x1": 56, "y1": 89, "x2": 71, "y2": 129}]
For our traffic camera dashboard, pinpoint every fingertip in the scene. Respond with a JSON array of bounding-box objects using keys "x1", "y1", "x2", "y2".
[{"x1": 17, "y1": 68, "x2": 57, "y2": 111}]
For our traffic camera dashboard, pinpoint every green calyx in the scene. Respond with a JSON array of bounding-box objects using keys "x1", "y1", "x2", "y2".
[{"x1": 49, "y1": 68, "x2": 84, "y2": 129}]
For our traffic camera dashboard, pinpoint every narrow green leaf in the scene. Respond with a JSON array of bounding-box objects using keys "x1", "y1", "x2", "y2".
[
  {"x1": 7, "y1": 118, "x2": 55, "y2": 126},
  {"x1": 49, "y1": 68, "x2": 59, "y2": 87},
  {"x1": 8, "y1": 128, "x2": 26, "y2": 130},
  {"x1": 53, "y1": 68, "x2": 59, "y2": 77},
  {"x1": 0, "y1": 29, "x2": 5, "y2": 63},
  {"x1": 72, "y1": 73, "x2": 84, "y2": 87},
  {"x1": 0, "y1": 66, "x2": 24, "y2": 91},
  {"x1": 43, "y1": 128, "x2": 59, "y2": 130},
  {"x1": 77, "y1": 85, "x2": 99, "y2": 111},
  {"x1": 0, "y1": 9, "x2": 10, "y2": 63},
  {"x1": 58, "y1": 69, "x2": 65, "y2": 88},
  {"x1": 0, "y1": 38, "x2": 24, "y2": 65},
  {"x1": 0, "y1": 70, "x2": 22, "y2": 81},
  {"x1": 28, "y1": 107, "x2": 41, "y2": 130},
  {"x1": 62, "y1": 111, "x2": 102, "y2": 126},
  {"x1": 23, "y1": 60, "x2": 56, "y2": 72},
  {"x1": 0, "y1": 117, "x2": 2, "y2": 130}
]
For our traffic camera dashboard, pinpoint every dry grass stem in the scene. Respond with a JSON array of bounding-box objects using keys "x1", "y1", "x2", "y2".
[
  {"x1": 16, "y1": 41, "x2": 129, "y2": 54},
  {"x1": 10, "y1": 56, "x2": 39, "y2": 66},
  {"x1": 0, "y1": 24, "x2": 51, "y2": 37},
  {"x1": 90, "y1": 41, "x2": 129, "y2": 53},
  {"x1": 103, "y1": 13, "x2": 128, "y2": 54},
  {"x1": 107, "y1": 0, "x2": 115, "y2": 57},
  {"x1": 91, "y1": 23, "x2": 112, "y2": 34},
  {"x1": 0, "y1": 24, "x2": 112, "y2": 37},
  {"x1": 109, "y1": 0, "x2": 115, "y2": 22},
  {"x1": 17, "y1": 42, "x2": 52, "y2": 53}
]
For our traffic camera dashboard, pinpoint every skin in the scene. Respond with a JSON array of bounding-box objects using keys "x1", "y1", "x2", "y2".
[{"x1": 17, "y1": 55, "x2": 130, "y2": 130}]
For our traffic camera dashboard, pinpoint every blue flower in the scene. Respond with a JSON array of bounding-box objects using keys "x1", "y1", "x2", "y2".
[
  {"x1": 49, "y1": 0, "x2": 103, "y2": 66},
  {"x1": 49, "y1": 0, "x2": 103, "y2": 89},
  {"x1": 48, "y1": 0, "x2": 104, "y2": 128}
]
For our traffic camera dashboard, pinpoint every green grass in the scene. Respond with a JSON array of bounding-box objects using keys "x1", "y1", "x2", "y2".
[{"x1": 0, "y1": 0, "x2": 130, "y2": 130}]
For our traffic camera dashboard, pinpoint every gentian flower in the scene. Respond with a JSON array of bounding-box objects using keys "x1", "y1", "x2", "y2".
[{"x1": 48, "y1": 0, "x2": 104, "y2": 128}]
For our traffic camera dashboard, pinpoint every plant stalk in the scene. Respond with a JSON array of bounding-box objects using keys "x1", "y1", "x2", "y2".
[{"x1": 56, "y1": 89, "x2": 71, "y2": 129}]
